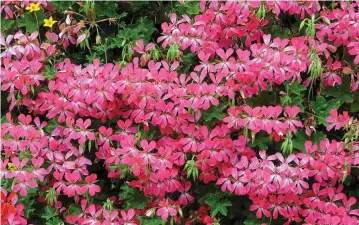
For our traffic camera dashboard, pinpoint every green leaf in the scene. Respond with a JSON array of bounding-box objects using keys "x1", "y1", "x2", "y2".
[
  {"x1": 243, "y1": 215, "x2": 271, "y2": 225},
  {"x1": 95, "y1": 1, "x2": 118, "y2": 18},
  {"x1": 46, "y1": 217, "x2": 64, "y2": 225},
  {"x1": 287, "y1": 81, "x2": 306, "y2": 96},
  {"x1": 249, "y1": 136, "x2": 271, "y2": 150},
  {"x1": 205, "y1": 196, "x2": 232, "y2": 217},
  {"x1": 1, "y1": 116, "x2": 7, "y2": 124},
  {"x1": 249, "y1": 90, "x2": 278, "y2": 107},
  {"x1": 311, "y1": 96, "x2": 341, "y2": 125},
  {"x1": 51, "y1": 1, "x2": 75, "y2": 12},
  {"x1": 1, "y1": 17, "x2": 15, "y2": 34},
  {"x1": 138, "y1": 216, "x2": 163, "y2": 225},
  {"x1": 351, "y1": 97, "x2": 359, "y2": 113},
  {"x1": 184, "y1": 158, "x2": 199, "y2": 180},
  {"x1": 45, "y1": 120, "x2": 59, "y2": 134},
  {"x1": 202, "y1": 103, "x2": 227, "y2": 122},
  {"x1": 176, "y1": 1, "x2": 201, "y2": 16},
  {"x1": 120, "y1": 185, "x2": 149, "y2": 209},
  {"x1": 41, "y1": 206, "x2": 58, "y2": 220},
  {"x1": 126, "y1": 1, "x2": 149, "y2": 13},
  {"x1": 114, "y1": 18, "x2": 155, "y2": 43},
  {"x1": 271, "y1": 25, "x2": 291, "y2": 39},
  {"x1": 322, "y1": 77, "x2": 353, "y2": 104},
  {"x1": 180, "y1": 53, "x2": 196, "y2": 73},
  {"x1": 68, "y1": 205, "x2": 82, "y2": 216},
  {"x1": 18, "y1": 10, "x2": 45, "y2": 33},
  {"x1": 201, "y1": 190, "x2": 232, "y2": 217},
  {"x1": 44, "y1": 64, "x2": 57, "y2": 80},
  {"x1": 292, "y1": 130, "x2": 327, "y2": 151}
]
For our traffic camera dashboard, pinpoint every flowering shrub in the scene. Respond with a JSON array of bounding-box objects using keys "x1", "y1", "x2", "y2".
[{"x1": 1, "y1": 1, "x2": 359, "y2": 225}]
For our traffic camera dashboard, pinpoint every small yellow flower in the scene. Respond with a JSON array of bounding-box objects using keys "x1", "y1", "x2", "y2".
[
  {"x1": 7, "y1": 163, "x2": 18, "y2": 172},
  {"x1": 44, "y1": 16, "x2": 57, "y2": 28},
  {"x1": 26, "y1": 3, "x2": 41, "y2": 12}
]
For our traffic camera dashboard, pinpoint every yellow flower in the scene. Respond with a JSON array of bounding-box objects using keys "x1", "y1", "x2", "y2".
[
  {"x1": 7, "y1": 163, "x2": 18, "y2": 172},
  {"x1": 44, "y1": 16, "x2": 57, "y2": 28},
  {"x1": 26, "y1": 3, "x2": 41, "y2": 12}
]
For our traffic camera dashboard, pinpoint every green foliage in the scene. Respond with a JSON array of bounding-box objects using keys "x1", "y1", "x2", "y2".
[
  {"x1": 176, "y1": 1, "x2": 201, "y2": 16},
  {"x1": 1, "y1": 116, "x2": 7, "y2": 124},
  {"x1": 351, "y1": 95, "x2": 359, "y2": 113},
  {"x1": 184, "y1": 157, "x2": 199, "y2": 181},
  {"x1": 198, "y1": 189, "x2": 232, "y2": 217},
  {"x1": 271, "y1": 25, "x2": 291, "y2": 39},
  {"x1": 119, "y1": 184, "x2": 150, "y2": 209},
  {"x1": 125, "y1": 1, "x2": 150, "y2": 13},
  {"x1": 41, "y1": 206, "x2": 58, "y2": 220},
  {"x1": 243, "y1": 215, "x2": 272, "y2": 225},
  {"x1": 109, "y1": 163, "x2": 131, "y2": 179},
  {"x1": 138, "y1": 216, "x2": 164, "y2": 225},
  {"x1": 45, "y1": 120, "x2": 59, "y2": 134},
  {"x1": 51, "y1": 1, "x2": 75, "y2": 12},
  {"x1": 322, "y1": 77, "x2": 354, "y2": 104},
  {"x1": 256, "y1": 2, "x2": 266, "y2": 20},
  {"x1": 202, "y1": 102, "x2": 227, "y2": 122},
  {"x1": 293, "y1": 130, "x2": 327, "y2": 151},
  {"x1": 17, "y1": 10, "x2": 45, "y2": 33},
  {"x1": 45, "y1": 188, "x2": 57, "y2": 206},
  {"x1": 68, "y1": 205, "x2": 82, "y2": 216},
  {"x1": 115, "y1": 18, "x2": 155, "y2": 43},
  {"x1": 95, "y1": 1, "x2": 118, "y2": 18},
  {"x1": 202, "y1": 192, "x2": 232, "y2": 217},
  {"x1": 44, "y1": 64, "x2": 57, "y2": 80},
  {"x1": 1, "y1": 17, "x2": 15, "y2": 33},
  {"x1": 179, "y1": 53, "x2": 197, "y2": 73},
  {"x1": 281, "y1": 81, "x2": 306, "y2": 110},
  {"x1": 46, "y1": 217, "x2": 64, "y2": 225},
  {"x1": 281, "y1": 133, "x2": 294, "y2": 154},
  {"x1": 167, "y1": 43, "x2": 180, "y2": 61},
  {"x1": 300, "y1": 15, "x2": 316, "y2": 37},
  {"x1": 249, "y1": 135, "x2": 271, "y2": 150},
  {"x1": 311, "y1": 96, "x2": 341, "y2": 125},
  {"x1": 19, "y1": 195, "x2": 36, "y2": 218}
]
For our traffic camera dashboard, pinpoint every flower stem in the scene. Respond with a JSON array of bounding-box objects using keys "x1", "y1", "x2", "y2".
[{"x1": 34, "y1": 12, "x2": 42, "y2": 43}]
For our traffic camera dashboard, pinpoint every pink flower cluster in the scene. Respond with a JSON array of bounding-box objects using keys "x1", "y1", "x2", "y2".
[{"x1": 224, "y1": 105, "x2": 302, "y2": 135}]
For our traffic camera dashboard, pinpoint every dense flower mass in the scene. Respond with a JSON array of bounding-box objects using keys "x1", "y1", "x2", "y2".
[{"x1": 1, "y1": 0, "x2": 359, "y2": 225}]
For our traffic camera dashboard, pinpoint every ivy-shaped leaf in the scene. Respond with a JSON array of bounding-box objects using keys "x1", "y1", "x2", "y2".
[
  {"x1": 322, "y1": 77, "x2": 354, "y2": 104},
  {"x1": 119, "y1": 185, "x2": 150, "y2": 209},
  {"x1": 201, "y1": 191, "x2": 232, "y2": 217},
  {"x1": 176, "y1": 1, "x2": 201, "y2": 16},
  {"x1": 18, "y1": 10, "x2": 45, "y2": 33},
  {"x1": 114, "y1": 18, "x2": 155, "y2": 43},
  {"x1": 292, "y1": 130, "x2": 327, "y2": 151},
  {"x1": 202, "y1": 102, "x2": 227, "y2": 122},
  {"x1": 45, "y1": 120, "x2": 59, "y2": 134},
  {"x1": 1, "y1": 17, "x2": 15, "y2": 34},
  {"x1": 51, "y1": 1, "x2": 75, "y2": 12},
  {"x1": 68, "y1": 205, "x2": 82, "y2": 216},
  {"x1": 205, "y1": 195, "x2": 232, "y2": 217},
  {"x1": 46, "y1": 217, "x2": 64, "y2": 225},
  {"x1": 1, "y1": 116, "x2": 7, "y2": 124},
  {"x1": 249, "y1": 136, "x2": 271, "y2": 150},
  {"x1": 281, "y1": 81, "x2": 306, "y2": 110},
  {"x1": 137, "y1": 216, "x2": 163, "y2": 225},
  {"x1": 243, "y1": 215, "x2": 271, "y2": 225},
  {"x1": 311, "y1": 96, "x2": 341, "y2": 125},
  {"x1": 41, "y1": 206, "x2": 58, "y2": 220},
  {"x1": 95, "y1": 1, "x2": 118, "y2": 18},
  {"x1": 287, "y1": 81, "x2": 306, "y2": 96}
]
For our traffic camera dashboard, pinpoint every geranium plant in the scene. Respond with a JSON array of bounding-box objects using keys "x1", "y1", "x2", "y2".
[{"x1": 1, "y1": 1, "x2": 359, "y2": 225}]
